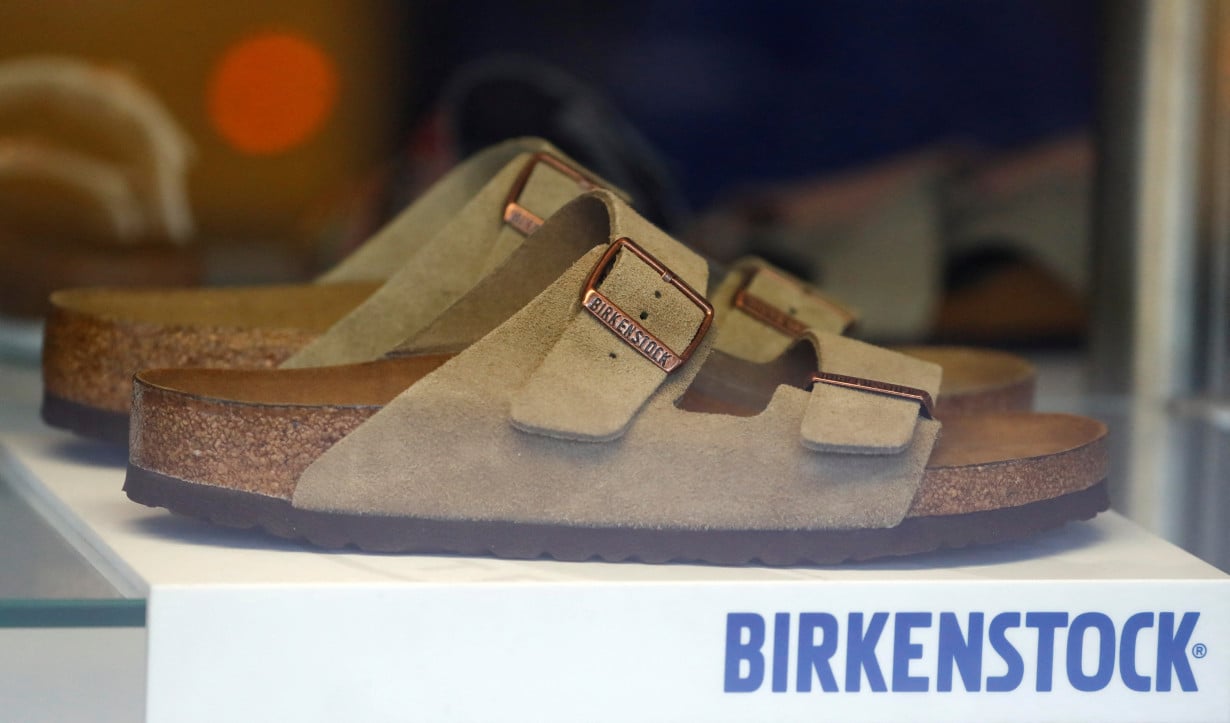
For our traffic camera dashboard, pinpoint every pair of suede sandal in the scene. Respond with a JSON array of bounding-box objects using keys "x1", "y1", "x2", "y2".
[{"x1": 46, "y1": 139, "x2": 1108, "y2": 564}]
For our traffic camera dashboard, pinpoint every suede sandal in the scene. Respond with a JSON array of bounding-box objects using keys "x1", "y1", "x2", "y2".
[
  {"x1": 42, "y1": 137, "x2": 610, "y2": 442},
  {"x1": 124, "y1": 192, "x2": 1108, "y2": 565},
  {"x1": 708, "y1": 259, "x2": 1036, "y2": 417},
  {"x1": 43, "y1": 147, "x2": 1033, "y2": 447}
]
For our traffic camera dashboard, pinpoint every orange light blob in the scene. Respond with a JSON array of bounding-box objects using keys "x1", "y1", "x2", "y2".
[{"x1": 207, "y1": 32, "x2": 339, "y2": 155}]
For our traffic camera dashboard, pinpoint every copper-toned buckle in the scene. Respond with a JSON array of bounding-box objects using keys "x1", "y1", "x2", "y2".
[
  {"x1": 732, "y1": 265, "x2": 855, "y2": 337},
  {"x1": 582, "y1": 237, "x2": 714, "y2": 373},
  {"x1": 809, "y1": 371, "x2": 935, "y2": 419},
  {"x1": 503, "y1": 152, "x2": 599, "y2": 235}
]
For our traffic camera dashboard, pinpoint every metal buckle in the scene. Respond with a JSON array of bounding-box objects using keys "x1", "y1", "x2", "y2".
[
  {"x1": 582, "y1": 237, "x2": 714, "y2": 373},
  {"x1": 503, "y1": 152, "x2": 599, "y2": 235},
  {"x1": 809, "y1": 372, "x2": 935, "y2": 419},
  {"x1": 732, "y1": 265, "x2": 855, "y2": 337}
]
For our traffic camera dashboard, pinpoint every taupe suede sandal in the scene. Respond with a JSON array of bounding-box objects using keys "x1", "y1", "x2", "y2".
[
  {"x1": 124, "y1": 192, "x2": 1108, "y2": 565},
  {"x1": 709, "y1": 259, "x2": 1036, "y2": 417},
  {"x1": 44, "y1": 139, "x2": 1033, "y2": 444},
  {"x1": 42, "y1": 138, "x2": 608, "y2": 443}
]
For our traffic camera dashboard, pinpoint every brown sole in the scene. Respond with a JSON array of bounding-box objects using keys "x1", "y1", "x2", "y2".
[
  {"x1": 123, "y1": 465, "x2": 1108, "y2": 565},
  {"x1": 42, "y1": 391, "x2": 130, "y2": 446}
]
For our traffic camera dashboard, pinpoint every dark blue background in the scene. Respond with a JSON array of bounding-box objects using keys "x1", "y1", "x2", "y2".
[{"x1": 412, "y1": 0, "x2": 1097, "y2": 207}]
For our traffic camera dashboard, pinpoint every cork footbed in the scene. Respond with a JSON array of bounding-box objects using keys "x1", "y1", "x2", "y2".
[
  {"x1": 126, "y1": 354, "x2": 1106, "y2": 562},
  {"x1": 49, "y1": 282, "x2": 380, "y2": 330},
  {"x1": 41, "y1": 283, "x2": 380, "y2": 416},
  {"x1": 42, "y1": 281, "x2": 1034, "y2": 438}
]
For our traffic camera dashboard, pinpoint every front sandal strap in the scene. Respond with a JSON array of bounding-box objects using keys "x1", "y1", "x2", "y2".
[{"x1": 800, "y1": 331, "x2": 941, "y2": 454}]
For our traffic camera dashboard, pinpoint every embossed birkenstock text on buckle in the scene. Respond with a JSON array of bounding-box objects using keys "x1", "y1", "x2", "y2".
[
  {"x1": 503, "y1": 152, "x2": 600, "y2": 235},
  {"x1": 582, "y1": 237, "x2": 714, "y2": 373},
  {"x1": 733, "y1": 265, "x2": 855, "y2": 337},
  {"x1": 809, "y1": 371, "x2": 936, "y2": 418}
]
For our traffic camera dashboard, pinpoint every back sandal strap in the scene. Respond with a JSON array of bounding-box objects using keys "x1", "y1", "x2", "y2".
[{"x1": 712, "y1": 258, "x2": 856, "y2": 364}]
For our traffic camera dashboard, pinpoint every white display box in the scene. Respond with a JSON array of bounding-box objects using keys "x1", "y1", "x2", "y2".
[{"x1": 4, "y1": 429, "x2": 1228, "y2": 723}]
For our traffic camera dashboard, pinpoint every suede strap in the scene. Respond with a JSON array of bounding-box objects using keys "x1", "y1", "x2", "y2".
[
  {"x1": 282, "y1": 147, "x2": 605, "y2": 369},
  {"x1": 801, "y1": 331, "x2": 941, "y2": 454},
  {"x1": 292, "y1": 190, "x2": 938, "y2": 531},
  {"x1": 711, "y1": 257, "x2": 856, "y2": 364},
  {"x1": 320, "y1": 137, "x2": 552, "y2": 283},
  {"x1": 511, "y1": 196, "x2": 710, "y2": 441}
]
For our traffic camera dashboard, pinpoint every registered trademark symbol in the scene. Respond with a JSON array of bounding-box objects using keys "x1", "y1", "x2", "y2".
[{"x1": 1192, "y1": 643, "x2": 1208, "y2": 659}]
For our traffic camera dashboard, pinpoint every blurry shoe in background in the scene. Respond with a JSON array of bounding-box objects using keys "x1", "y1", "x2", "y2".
[
  {"x1": 687, "y1": 151, "x2": 951, "y2": 342},
  {"x1": 334, "y1": 55, "x2": 688, "y2": 259},
  {"x1": 0, "y1": 57, "x2": 203, "y2": 322},
  {"x1": 685, "y1": 135, "x2": 1091, "y2": 346},
  {"x1": 937, "y1": 134, "x2": 1091, "y2": 345}
]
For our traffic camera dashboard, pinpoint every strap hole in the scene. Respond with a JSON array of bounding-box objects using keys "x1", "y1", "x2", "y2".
[
  {"x1": 609, "y1": 352, "x2": 618, "y2": 359},
  {"x1": 654, "y1": 290, "x2": 662, "y2": 298},
  {"x1": 639, "y1": 311, "x2": 649, "y2": 320}
]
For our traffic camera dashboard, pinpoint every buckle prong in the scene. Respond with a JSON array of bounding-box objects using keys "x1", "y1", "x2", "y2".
[{"x1": 581, "y1": 237, "x2": 714, "y2": 373}]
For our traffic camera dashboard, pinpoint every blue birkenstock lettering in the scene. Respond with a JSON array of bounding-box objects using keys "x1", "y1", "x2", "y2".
[
  {"x1": 724, "y1": 613, "x2": 765, "y2": 692},
  {"x1": 938, "y1": 612, "x2": 983, "y2": 692},
  {"x1": 1027, "y1": 612, "x2": 1068, "y2": 691},
  {"x1": 796, "y1": 613, "x2": 839, "y2": 692},
  {"x1": 1157, "y1": 612, "x2": 1199, "y2": 692},
  {"x1": 986, "y1": 613, "x2": 1023, "y2": 692},
  {"x1": 845, "y1": 612, "x2": 888, "y2": 692},
  {"x1": 721, "y1": 609, "x2": 1203, "y2": 695}
]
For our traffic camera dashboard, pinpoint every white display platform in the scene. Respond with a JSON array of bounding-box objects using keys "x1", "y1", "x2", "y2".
[{"x1": 4, "y1": 429, "x2": 1228, "y2": 723}]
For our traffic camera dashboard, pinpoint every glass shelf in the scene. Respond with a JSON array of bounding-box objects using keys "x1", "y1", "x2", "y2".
[
  {"x1": 0, "y1": 349, "x2": 145, "y2": 630},
  {"x1": 0, "y1": 471, "x2": 145, "y2": 628},
  {"x1": 0, "y1": 346, "x2": 1224, "y2": 636}
]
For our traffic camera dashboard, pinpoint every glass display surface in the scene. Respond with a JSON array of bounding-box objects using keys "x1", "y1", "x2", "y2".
[
  {"x1": 0, "y1": 472, "x2": 145, "y2": 628},
  {"x1": 0, "y1": 348, "x2": 145, "y2": 629},
  {"x1": 0, "y1": 342, "x2": 1224, "y2": 636}
]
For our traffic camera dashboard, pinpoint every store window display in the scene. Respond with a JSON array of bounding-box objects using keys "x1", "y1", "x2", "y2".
[{"x1": 1, "y1": 3, "x2": 1227, "y2": 722}]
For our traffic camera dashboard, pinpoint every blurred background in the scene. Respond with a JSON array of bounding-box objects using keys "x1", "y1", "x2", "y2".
[{"x1": 0, "y1": 0, "x2": 1225, "y2": 570}]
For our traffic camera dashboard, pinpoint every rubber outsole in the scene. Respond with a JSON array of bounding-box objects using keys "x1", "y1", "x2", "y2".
[
  {"x1": 42, "y1": 392, "x2": 129, "y2": 446},
  {"x1": 124, "y1": 465, "x2": 1110, "y2": 565}
]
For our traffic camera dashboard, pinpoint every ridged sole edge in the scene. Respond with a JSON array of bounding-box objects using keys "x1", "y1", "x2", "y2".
[
  {"x1": 124, "y1": 465, "x2": 1109, "y2": 566},
  {"x1": 42, "y1": 392, "x2": 130, "y2": 446}
]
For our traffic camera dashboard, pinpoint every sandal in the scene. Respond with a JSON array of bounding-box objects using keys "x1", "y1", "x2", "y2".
[
  {"x1": 124, "y1": 191, "x2": 1108, "y2": 564},
  {"x1": 709, "y1": 259, "x2": 1035, "y2": 416},
  {"x1": 42, "y1": 137, "x2": 608, "y2": 442},
  {"x1": 43, "y1": 146, "x2": 1034, "y2": 446}
]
